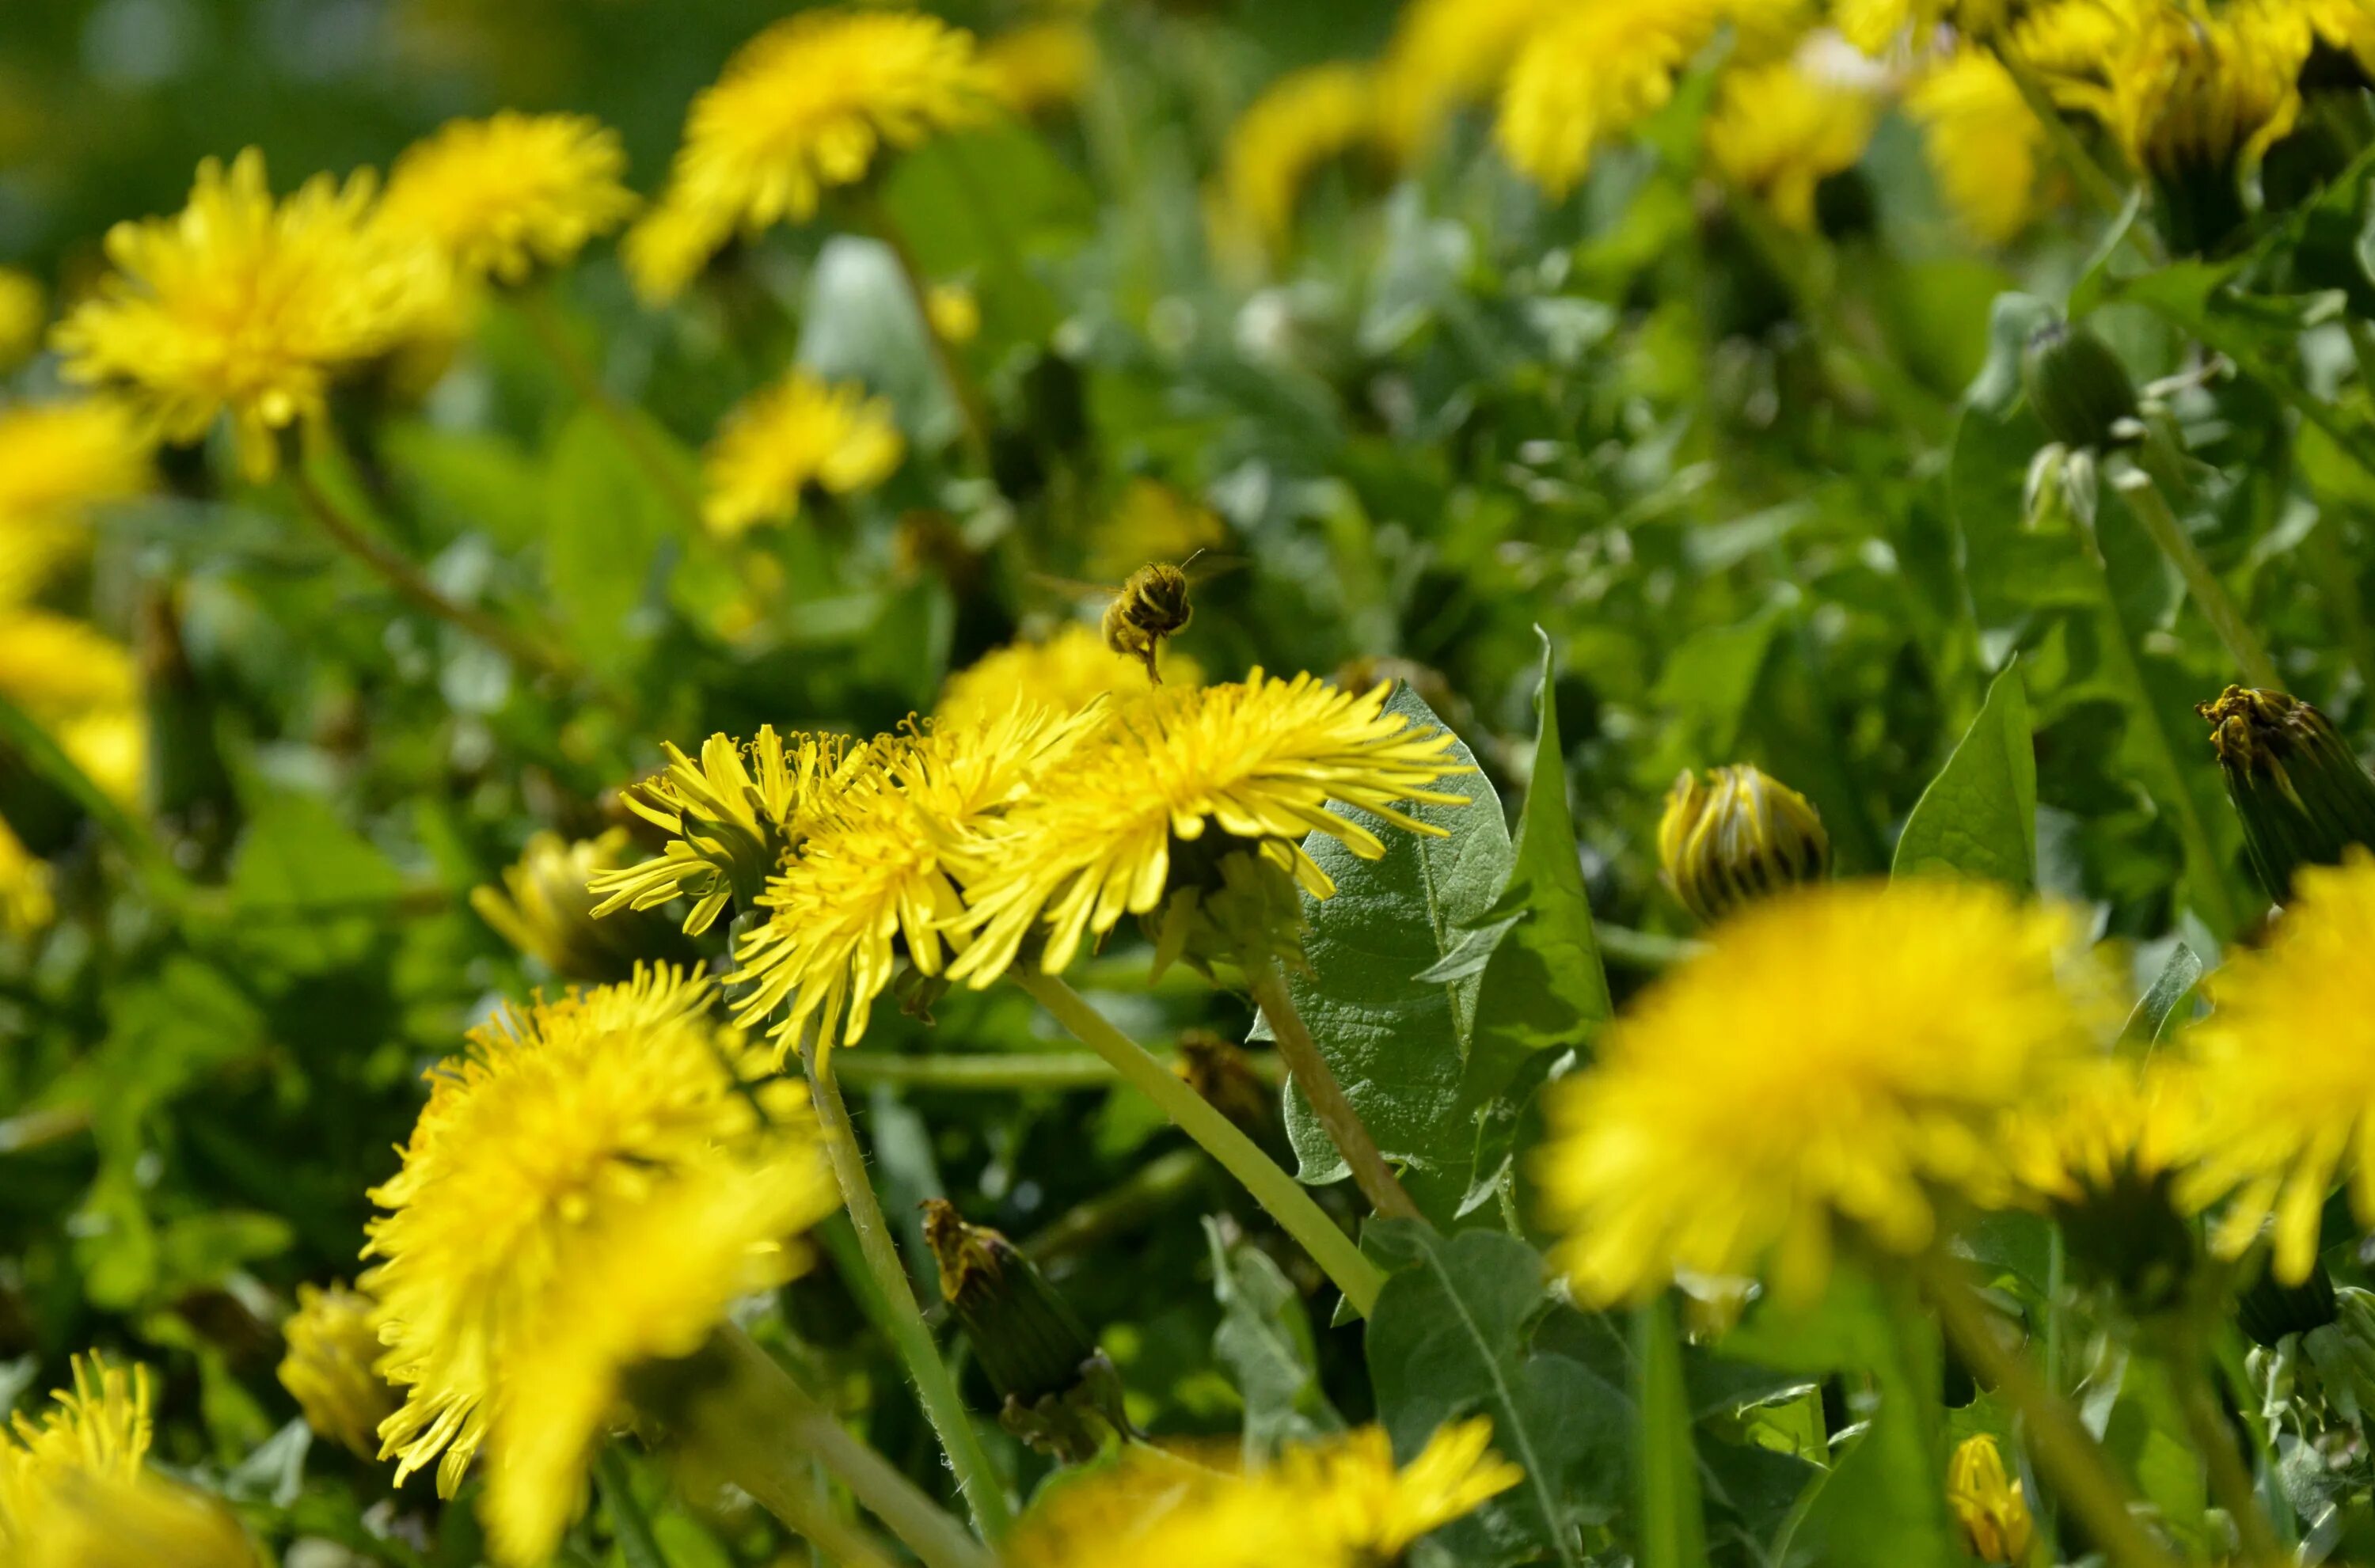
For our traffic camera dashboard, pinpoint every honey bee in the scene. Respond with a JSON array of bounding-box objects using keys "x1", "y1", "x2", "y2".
[{"x1": 1102, "y1": 556, "x2": 1199, "y2": 684}]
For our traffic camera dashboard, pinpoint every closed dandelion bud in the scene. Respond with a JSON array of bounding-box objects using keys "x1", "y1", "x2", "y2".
[
  {"x1": 1946, "y1": 1433, "x2": 2035, "y2": 1566},
  {"x1": 2197, "y1": 686, "x2": 2375, "y2": 903},
  {"x1": 277, "y1": 1281, "x2": 397, "y2": 1459},
  {"x1": 471, "y1": 829, "x2": 690, "y2": 981},
  {"x1": 922, "y1": 1199, "x2": 1123, "y2": 1463},
  {"x1": 2021, "y1": 320, "x2": 2140, "y2": 453},
  {"x1": 1658, "y1": 764, "x2": 1830, "y2": 926}
]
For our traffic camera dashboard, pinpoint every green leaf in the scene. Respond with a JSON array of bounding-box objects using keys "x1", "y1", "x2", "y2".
[
  {"x1": 1206, "y1": 1217, "x2": 1343, "y2": 1462},
  {"x1": 1275, "y1": 684, "x2": 1510, "y2": 1220},
  {"x1": 1366, "y1": 1223, "x2": 1621, "y2": 1567},
  {"x1": 798, "y1": 236, "x2": 959, "y2": 448},
  {"x1": 2122, "y1": 943, "x2": 2205, "y2": 1043},
  {"x1": 1892, "y1": 659, "x2": 2037, "y2": 889},
  {"x1": 880, "y1": 125, "x2": 1093, "y2": 346},
  {"x1": 228, "y1": 792, "x2": 406, "y2": 970},
  {"x1": 1638, "y1": 1298, "x2": 1712, "y2": 1568},
  {"x1": 544, "y1": 406, "x2": 675, "y2": 676}
]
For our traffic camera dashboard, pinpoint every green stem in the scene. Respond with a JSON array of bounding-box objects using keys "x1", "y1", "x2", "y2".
[
  {"x1": 2170, "y1": 1350, "x2": 2285, "y2": 1568},
  {"x1": 1997, "y1": 51, "x2": 2156, "y2": 260},
  {"x1": 1244, "y1": 955, "x2": 1421, "y2": 1221},
  {"x1": 832, "y1": 1051, "x2": 1138, "y2": 1092},
  {"x1": 516, "y1": 289, "x2": 708, "y2": 532},
  {"x1": 863, "y1": 198, "x2": 994, "y2": 468},
  {"x1": 2109, "y1": 464, "x2": 2279, "y2": 689},
  {"x1": 1013, "y1": 970, "x2": 1386, "y2": 1317},
  {"x1": 802, "y1": 1041, "x2": 1014, "y2": 1540},
  {"x1": 1918, "y1": 1253, "x2": 2181, "y2": 1568},
  {"x1": 593, "y1": 1446, "x2": 668, "y2": 1568}
]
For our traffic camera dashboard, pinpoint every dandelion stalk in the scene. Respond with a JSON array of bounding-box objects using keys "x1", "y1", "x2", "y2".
[
  {"x1": 1917, "y1": 1251, "x2": 2182, "y2": 1568},
  {"x1": 2109, "y1": 464, "x2": 2279, "y2": 689},
  {"x1": 1011, "y1": 969, "x2": 1387, "y2": 1317},
  {"x1": 800, "y1": 1037, "x2": 1016, "y2": 1540},
  {"x1": 514, "y1": 288, "x2": 708, "y2": 530},
  {"x1": 1244, "y1": 954, "x2": 1422, "y2": 1222}
]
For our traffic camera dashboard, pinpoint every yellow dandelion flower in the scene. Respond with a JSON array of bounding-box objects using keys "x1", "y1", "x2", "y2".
[
  {"x1": 628, "y1": 9, "x2": 990, "y2": 302},
  {"x1": 1496, "y1": 0, "x2": 1721, "y2": 197},
  {"x1": 1089, "y1": 477, "x2": 1231, "y2": 583},
  {"x1": 53, "y1": 149, "x2": 443, "y2": 480},
  {"x1": 1374, "y1": 0, "x2": 1567, "y2": 162},
  {"x1": 947, "y1": 672, "x2": 1471, "y2": 985},
  {"x1": 1947, "y1": 1433, "x2": 2034, "y2": 1566},
  {"x1": 936, "y1": 621, "x2": 1197, "y2": 731},
  {"x1": 2096, "y1": 1, "x2": 2305, "y2": 179},
  {"x1": 2179, "y1": 850, "x2": 2375, "y2": 1283},
  {"x1": 1273, "y1": 1418, "x2": 1526, "y2": 1561},
  {"x1": 472, "y1": 827, "x2": 687, "y2": 981},
  {"x1": 2004, "y1": 0, "x2": 2134, "y2": 85},
  {"x1": 2004, "y1": 1053, "x2": 2200, "y2": 1303},
  {"x1": 362, "y1": 965, "x2": 836, "y2": 1560},
  {"x1": 701, "y1": 369, "x2": 906, "y2": 538},
  {"x1": 982, "y1": 21, "x2": 1095, "y2": 117},
  {"x1": 278, "y1": 1281, "x2": 397, "y2": 1458},
  {"x1": 0, "y1": 398, "x2": 151, "y2": 608},
  {"x1": 0, "y1": 1356, "x2": 150, "y2": 1508},
  {"x1": 1704, "y1": 59, "x2": 1879, "y2": 232},
  {"x1": 1657, "y1": 763, "x2": 1831, "y2": 925},
  {"x1": 380, "y1": 112, "x2": 639, "y2": 285},
  {"x1": 730, "y1": 704, "x2": 1092, "y2": 1054},
  {"x1": 1907, "y1": 51, "x2": 2050, "y2": 245},
  {"x1": 590, "y1": 727, "x2": 868, "y2": 936},
  {"x1": 620, "y1": 192, "x2": 730, "y2": 306},
  {"x1": 2299, "y1": 0, "x2": 2375, "y2": 76},
  {"x1": 0, "y1": 268, "x2": 44, "y2": 370},
  {"x1": 1832, "y1": 0, "x2": 2014, "y2": 54},
  {"x1": 0, "y1": 816, "x2": 55, "y2": 936},
  {"x1": 0, "y1": 611, "x2": 136, "y2": 719},
  {"x1": 1215, "y1": 63, "x2": 1380, "y2": 256},
  {"x1": 1535, "y1": 879, "x2": 2096, "y2": 1306}
]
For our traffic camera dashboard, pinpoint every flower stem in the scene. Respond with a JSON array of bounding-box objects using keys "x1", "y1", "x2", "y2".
[
  {"x1": 592, "y1": 1445, "x2": 667, "y2": 1568},
  {"x1": 1917, "y1": 1252, "x2": 2182, "y2": 1568},
  {"x1": 863, "y1": 197, "x2": 994, "y2": 467},
  {"x1": 800, "y1": 1040, "x2": 1015, "y2": 1540},
  {"x1": 1243, "y1": 955, "x2": 1422, "y2": 1222},
  {"x1": 2109, "y1": 464, "x2": 2279, "y2": 689},
  {"x1": 1011, "y1": 970, "x2": 1387, "y2": 1317},
  {"x1": 515, "y1": 288, "x2": 708, "y2": 532},
  {"x1": 287, "y1": 460, "x2": 574, "y2": 682}
]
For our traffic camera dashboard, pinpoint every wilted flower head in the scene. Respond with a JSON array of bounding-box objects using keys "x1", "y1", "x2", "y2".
[
  {"x1": 948, "y1": 673, "x2": 1471, "y2": 985},
  {"x1": 625, "y1": 9, "x2": 990, "y2": 302},
  {"x1": 380, "y1": 112, "x2": 638, "y2": 285},
  {"x1": 2180, "y1": 850, "x2": 2375, "y2": 1283},
  {"x1": 1008, "y1": 1418, "x2": 1522, "y2": 1568},
  {"x1": 363, "y1": 966, "x2": 837, "y2": 1563},
  {"x1": 701, "y1": 369, "x2": 905, "y2": 538},
  {"x1": 52, "y1": 150, "x2": 443, "y2": 479},
  {"x1": 936, "y1": 621, "x2": 1195, "y2": 730},
  {"x1": 1214, "y1": 63, "x2": 1380, "y2": 256},
  {"x1": 590, "y1": 727, "x2": 868, "y2": 935},
  {"x1": 278, "y1": 1281, "x2": 397, "y2": 1457},
  {"x1": 1537, "y1": 879, "x2": 2096, "y2": 1304},
  {"x1": 1657, "y1": 762, "x2": 1830, "y2": 925},
  {"x1": 1703, "y1": 59, "x2": 1879, "y2": 233}
]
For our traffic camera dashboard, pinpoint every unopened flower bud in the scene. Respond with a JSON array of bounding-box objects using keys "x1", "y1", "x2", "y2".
[
  {"x1": 278, "y1": 1281, "x2": 397, "y2": 1458},
  {"x1": 1947, "y1": 1433, "x2": 2034, "y2": 1566},
  {"x1": 471, "y1": 829, "x2": 691, "y2": 981},
  {"x1": 1658, "y1": 764, "x2": 1830, "y2": 926},
  {"x1": 2198, "y1": 686, "x2": 2375, "y2": 903},
  {"x1": 922, "y1": 1199, "x2": 1123, "y2": 1462},
  {"x1": 2023, "y1": 320, "x2": 2140, "y2": 452}
]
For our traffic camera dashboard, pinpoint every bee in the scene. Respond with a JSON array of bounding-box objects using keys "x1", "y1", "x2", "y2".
[{"x1": 1102, "y1": 556, "x2": 1199, "y2": 684}]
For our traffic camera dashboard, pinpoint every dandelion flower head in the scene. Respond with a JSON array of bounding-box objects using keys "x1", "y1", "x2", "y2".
[
  {"x1": 1703, "y1": 59, "x2": 1879, "y2": 233},
  {"x1": 1374, "y1": 0, "x2": 1567, "y2": 161},
  {"x1": 1947, "y1": 1433, "x2": 2035, "y2": 1566},
  {"x1": 0, "y1": 399, "x2": 151, "y2": 606},
  {"x1": 1215, "y1": 64, "x2": 1381, "y2": 256},
  {"x1": 982, "y1": 21, "x2": 1095, "y2": 117},
  {"x1": 1536, "y1": 879, "x2": 2096, "y2": 1305},
  {"x1": 363, "y1": 966, "x2": 836, "y2": 1560},
  {"x1": 53, "y1": 150, "x2": 442, "y2": 480},
  {"x1": 278, "y1": 1281, "x2": 396, "y2": 1458},
  {"x1": 0, "y1": 610, "x2": 146, "y2": 807},
  {"x1": 2179, "y1": 850, "x2": 2375, "y2": 1282},
  {"x1": 590, "y1": 727, "x2": 869, "y2": 935},
  {"x1": 937, "y1": 621, "x2": 1198, "y2": 731},
  {"x1": 627, "y1": 9, "x2": 990, "y2": 302},
  {"x1": 380, "y1": 112, "x2": 638, "y2": 285},
  {"x1": 701, "y1": 368, "x2": 905, "y2": 538},
  {"x1": 948, "y1": 672, "x2": 1471, "y2": 985},
  {"x1": 1907, "y1": 51, "x2": 2050, "y2": 245}
]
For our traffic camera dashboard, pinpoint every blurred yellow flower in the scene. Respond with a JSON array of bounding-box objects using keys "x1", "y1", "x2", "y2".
[
  {"x1": 1832, "y1": 0, "x2": 2013, "y2": 53},
  {"x1": 0, "y1": 1355, "x2": 150, "y2": 1517},
  {"x1": 363, "y1": 966, "x2": 836, "y2": 1562},
  {"x1": 626, "y1": 9, "x2": 990, "y2": 302},
  {"x1": 1907, "y1": 51, "x2": 2050, "y2": 245},
  {"x1": 472, "y1": 826, "x2": 686, "y2": 980},
  {"x1": 1946, "y1": 1433, "x2": 2033, "y2": 1565},
  {"x1": 1375, "y1": 0, "x2": 1565, "y2": 161},
  {"x1": 1496, "y1": 0, "x2": 1719, "y2": 197},
  {"x1": 0, "y1": 398, "x2": 151, "y2": 607},
  {"x1": 926, "y1": 280, "x2": 982, "y2": 345},
  {"x1": 0, "y1": 610, "x2": 145, "y2": 808},
  {"x1": 53, "y1": 149, "x2": 443, "y2": 480},
  {"x1": 702, "y1": 369, "x2": 905, "y2": 538},
  {"x1": 278, "y1": 1281, "x2": 396, "y2": 1458},
  {"x1": 2096, "y1": 1, "x2": 2305, "y2": 179},
  {"x1": 948, "y1": 672, "x2": 1470, "y2": 985},
  {"x1": 936, "y1": 621, "x2": 1194, "y2": 730},
  {"x1": 730, "y1": 704, "x2": 1090, "y2": 1054},
  {"x1": 1703, "y1": 59, "x2": 1879, "y2": 232},
  {"x1": 381, "y1": 112, "x2": 638, "y2": 285},
  {"x1": 0, "y1": 818, "x2": 55, "y2": 936},
  {"x1": 2006, "y1": 1052, "x2": 2197, "y2": 1212},
  {"x1": 2181, "y1": 851, "x2": 2375, "y2": 1283},
  {"x1": 1090, "y1": 477, "x2": 1230, "y2": 582},
  {"x1": 1009, "y1": 1418, "x2": 1520, "y2": 1568},
  {"x1": 1216, "y1": 63, "x2": 1379, "y2": 255},
  {"x1": 618, "y1": 192, "x2": 724, "y2": 306},
  {"x1": 982, "y1": 21, "x2": 1095, "y2": 116},
  {"x1": 1536, "y1": 880, "x2": 2095, "y2": 1305},
  {"x1": 0, "y1": 268, "x2": 44, "y2": 370}
]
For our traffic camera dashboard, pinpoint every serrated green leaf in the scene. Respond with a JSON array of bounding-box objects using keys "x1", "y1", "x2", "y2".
[{"x1": 1893, "y1": 659, "x2": 2036, "y2": 889}]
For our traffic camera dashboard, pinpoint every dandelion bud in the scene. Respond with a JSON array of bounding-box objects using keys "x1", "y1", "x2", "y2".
[
  {"x1": 471, "y1": 829, "x2": 690, "y2": 981},
  {"x1": 277, "y1": 1281, "x2": 397, "y2": 1459},
  {"x1": 922, "y1": 1199, "x2": 1123, "y2": 1462},
  {"x1": 2022, "y1": 320, "x2": 2140, "y2": 452},
  {"x1": 2197, "y1": 686, "x2": 2375, "y2": 903},
  {"x1": 1946, "y1": 1434, "x2": 2034, "y2": 1566},
  {"x1": 1657, "y1": 764, "x2": 1830, "y2": 926}
]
